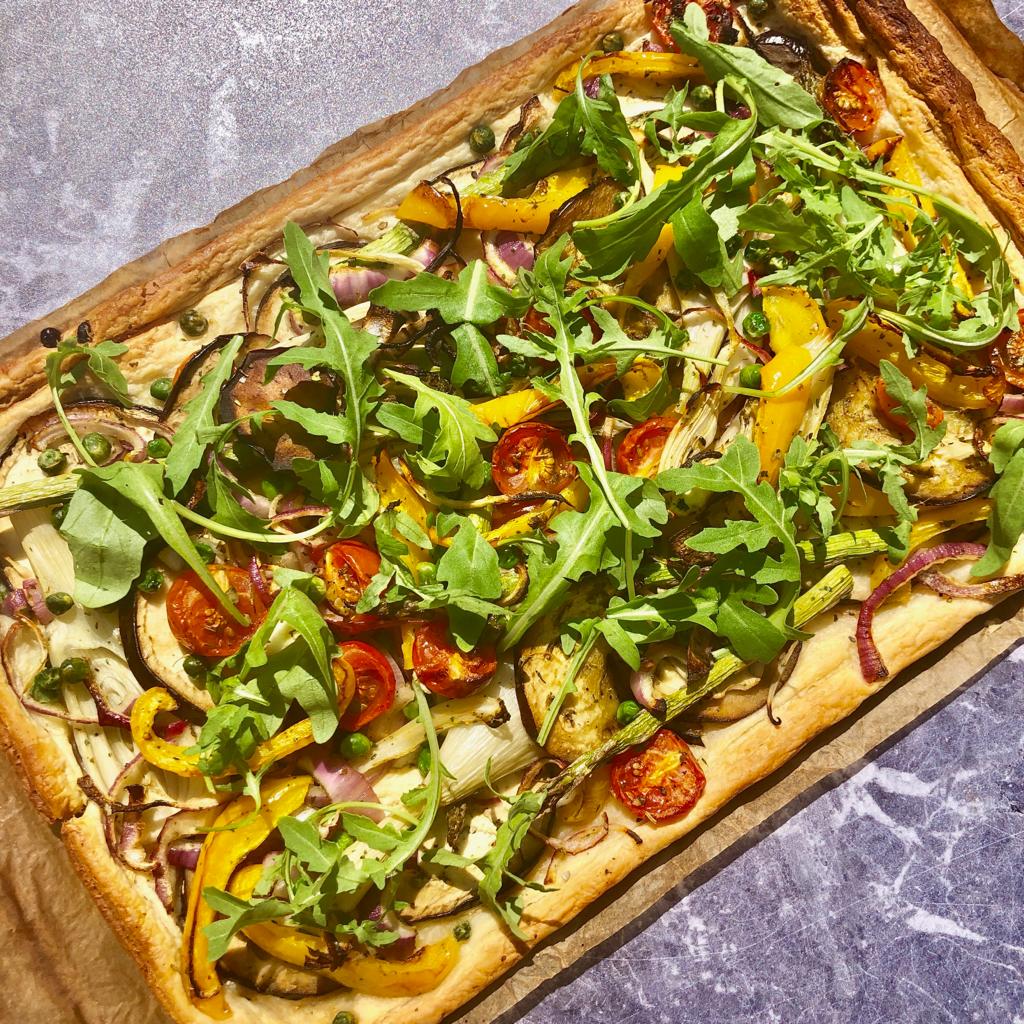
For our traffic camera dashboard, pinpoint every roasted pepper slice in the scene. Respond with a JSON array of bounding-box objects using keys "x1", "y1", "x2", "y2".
[
  {"x1": 554, "y1": 51, "x2": 701, "y2": 94},
  {"x1": 373, "y1": 450, "x2": 434, "y2": 571},
  {"x1": 229, "y1": 864, "x2": 460, "y2": 997},
  {"x1": 826, "y1": 301, "x2": 1001, "y2": 411},
  {"x1": 130, "y1": 685, "x2": 352, "y2": 779},
  {"x1": 752, "y1": 287, "x2": 832, "y2": 480},
  {"x1": 183, "y1": 776, "x2": 312, "y2": 1018},
  {"x1": 396, "y1": 169, "x2": 590, "y2": 235},
  {"x1": 471, "y1": 361, "x2": 617, "y2": 429}
]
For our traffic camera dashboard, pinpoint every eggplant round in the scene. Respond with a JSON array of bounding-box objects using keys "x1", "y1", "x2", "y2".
[
  {"x1": 160, "y1": 332, "x2": 267, "y2": 426},
  {"x1": 537, "y1": 179, "x2": 623, "y2": 260},
  {"x1": 120, "y1": 553, "x2": 213, "y2": 710},
  {"x1": 220, "y1": 347, "x2": 341, "y2": 471},
  {"x1": 515, "y1": 593, "x2": 620, "y2": 762},
  {"x1": 751, "y1": 31, "x2": 827, "y2": 89},
  {"x1": 826, "y1": 359, "x2": 993, "y2": 504},
  {"x1": 685, "y1": 676, "x2": 772, "y2": 723},
  {"x1": 220, "y1": 941, "x2": 340, "y2": 998}
]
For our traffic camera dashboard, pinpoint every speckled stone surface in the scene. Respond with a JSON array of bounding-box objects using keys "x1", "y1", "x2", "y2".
[{"x1": 2, "y1": 2, "x2": 1024, "y2": 1021}]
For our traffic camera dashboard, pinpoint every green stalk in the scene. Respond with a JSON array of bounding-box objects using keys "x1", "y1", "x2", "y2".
[
  {"x1": 540, "y1": 564, "x2": 854, "y2": 808},
  {"x1": 798, "y1": 529, "x2": 887, "y2": 564},
  {"x1": 0, "y1": 474, "x2": 79, "y2": 515}
]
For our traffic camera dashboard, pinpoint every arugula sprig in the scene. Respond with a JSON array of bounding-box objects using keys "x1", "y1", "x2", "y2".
[
  {"x1": 512, "y1": 240, "x2": 669, "y2": 595},
  {"x1": 44, "y1": 336, "x2": 130, "y2": 465},
  {"x1": 202, "y1": 678, "x2": 442, "y2": 958},
  {"x1": 749, "y1": 129, "x2": 1017, "y2": 350}
]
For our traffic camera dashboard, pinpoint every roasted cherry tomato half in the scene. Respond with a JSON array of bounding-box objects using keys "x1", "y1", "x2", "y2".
[
  {"x1": 412, "y1": 620, "x2": 497, "y2": 698},
  {"x1": 166, "y1": 565, "x2": 266, "y2": 658},
  {"x1": 336, "y1": 641, "x2": 397, "y2": 731},
  {"x1": 321, "y1": 541, "x2": 382, "y2": 631},
  {"x1": 616, "y1": 415, "x2": 676, "y2": 478},
  {"x1": 873, "y1": 376, "x2": 943, "y2": 440},
  {"x1": 651, "y1": 0, "x2": 736, "y2": 49},
  {"x1": 610, "y1": 728, "x2": 706, "y2": 823},
  {"x1": 994, "y1": 310, "x2": 1024, "y2": 389},
  {"x1": 491, "y1": 422, "x2": 577, "y2": 497},
  {"x1": 822, "y1": 58, "x2": 885, "y2": 133}
]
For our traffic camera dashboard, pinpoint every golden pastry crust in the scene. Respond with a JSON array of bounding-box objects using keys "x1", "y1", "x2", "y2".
[{"x1": 1, "y1": 2, "x2": 1023, "y2": 1023}]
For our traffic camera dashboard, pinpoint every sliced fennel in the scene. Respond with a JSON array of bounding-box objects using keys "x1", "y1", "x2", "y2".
[{"x1": 440, "y1": 663, "x2": 541, "y2": 806}]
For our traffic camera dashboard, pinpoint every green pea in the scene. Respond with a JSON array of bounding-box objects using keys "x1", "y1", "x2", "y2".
[
  {"x1": 600, "y1": 31, "x2": 624, "y2": 52},
  {"x1": 339, "y1": 732, "x2": 373, "y2": 759},
  {"x1": 616, "y1": 699, "x2": 642, "y2": 726},
  {"x1": 179, "y1": 309, "x2": 208, "y2": 337},
  {"x1": 137, "y1": 568, "x2": 165, "y2": 594},
  {"x1": 745, "y1": 239, "x2": 773, "y2": 267},
  {"x1": 183, "y1": 654, "x2": 206, "y2": 678},
  {"x1": 739, "y1": 364, "x2": 763, "y2": 390},
  {"x1": 469, "y1": 124, "x2": 496, "y2": 155},
  {"x1": 742, "y1": 311, "x2": 770, "y2": 339},
  {"x1": 37, "y1": 448, "x2": 68, "y2": 475},
  {"x1": 82, "y1": 432, "x2": 112, "y2": 463},
  {"x1": 416, "y1": 744, "x2": 432, "y2": 777},
  {"x1": 149, "y1": 376, "x2": 173, "y2": 401},
  {"x1": 691, "y1": 83, "x2": 715, "y2": 110},
  {"x1": 306, "y1": 575, "x2": 327, "y2": 602},
  {"x1": 416, "y1": 562, "x2": 437, "y2": 585},
  {"x1": 402, "y1": 701, "x2": 421, "y2": 721},
  {"x1": 59, "y1": 657, "x2": 89, "y2": 685},
  {"x1": 146, "y1": 437, "x2": 171, "y2": 460},
  {"x1": 332, "y1": 1013, "x2": 357, "y2": 1024},
  {"x1": 453, "y1": 921, "x2": 472, "y2": 942},
  {"x1": 748, "y1": 0, "x2": 771, "y2": 15},
  {"x1": 30, "y1": 667, "x2": 62, "y2": 703},
  {"x1": 44, "y1": 592, "x2": 74, "y2": 616},
  {"x1": 51, "y1": 503, "x2": 68, "y2": 528},
  {"x1": 194, "y1": 542, "x2": 216, "y2": 564}
]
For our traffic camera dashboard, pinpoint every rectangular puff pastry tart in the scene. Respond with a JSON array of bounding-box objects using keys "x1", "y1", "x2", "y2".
[{"x1": 2, "y1": 2, "x2": 1024, "y2": 1022}]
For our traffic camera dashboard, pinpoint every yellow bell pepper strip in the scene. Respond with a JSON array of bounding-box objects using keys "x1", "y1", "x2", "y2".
[
  {"x1": 130, "y1": 674, "x2": 355, "y2": 779},
  {"x1": 373, "y1": 450, "x2": 434, "y2": 571},
  {"x1": 620, "y1": 165, "x2": 684, "y2": 302},
  {"x1": 471, "y1": 361, "x2": 617, "y2": 429},
  {"x1": 825, "y1": 301, "x2": 1002, "y2": 411},
  {"x1": 183, "y1": 776, "x2": 312, "y2": 1018},
  {"x1": 752, "y1": 287, "x2": 833, "y2": 481},
  {"x1": 620, "y1": 357, "x2": 663, "y2": 401},
  {"x1": 229, "y1": 864, "x2": 460, "y2": 997},
  {"x1": 553, "y1": 51, "x2": 701, "y2": 94},
  {"x1": 396, "y1": 168, "x2": 591, "y2": 235},
  {"x1": 482, "y1": 477, "x2": 589, "y2": 546}
]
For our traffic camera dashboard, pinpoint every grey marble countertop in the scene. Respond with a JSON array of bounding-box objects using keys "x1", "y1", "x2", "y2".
[{"x1": 2, "y1": 2, "x2": 1024, "y2": 1021}]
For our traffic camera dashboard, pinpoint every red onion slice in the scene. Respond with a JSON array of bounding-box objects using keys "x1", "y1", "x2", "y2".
[
  {"x1": 856, "y1": 542, "x2": 987, "y2": 682},
  {"x1": 918, "y1": 569, "x2": 1024, "y2": 601},
  {"x1": 482, "y1": 232, "x2": 536, "y2": 287},
  {"x1": 312, "y1": 759, "x2": 383, "y2": 821},
  {"x1": 331, "y1": 267, "x2": 390, "y2": 307},
  {"x1": 248, "y1": 555, "x2": 273, "y2": 606},
  {"x1": 999, "y1": 392, "x2": 1024, "y2": 416},
  {"x1": 22, "y1": 579, "x2": 53, "y2": 625},
  {"x1": 629, "y1": 659, "x2": 665, "y2": 713},
  {"x1": 1, "y1": 588, "x2": 28, "y2": 618},
  {"x1": 270, "y1": 504, "x2": 332, "y2": 526},
  {"x1": 167, "y1": 839, "x2": 203, "y2": 871},
  {"x1": 540, "y1": 812, "x2": 610, "y2": 854}
]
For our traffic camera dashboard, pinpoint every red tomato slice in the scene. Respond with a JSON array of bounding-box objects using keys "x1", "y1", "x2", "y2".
[
  {"x1": 822, "y1": 58, "x2": 885, "y2": 133},
  {"x1": 616, "y1": 415, "x2": 676, "y2": 477},
  {"x1": 320, "y1": 541, "x2": 382, "y2": 632},
  {"x1": 336, "y1": 641, "x2": 397, "y2": 731},
  {"x1": 610, "y1": 729, "x2": 706, "y2": 822},
  {"x1": 873, "y1": 377, "x2": 943, "y2": 440},
  {"x1": 651, "y1": 0, "x2": 736, "y2": 50},
  {"x1": 166, "y1": 565, "x2": 266, "y2": 658},
  {"x1": 412, "y1": 620, "x2": 497, "y2": 698},
  {"x1": 491, "y1": 422, "x2": 577, "y2": 497}
]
